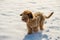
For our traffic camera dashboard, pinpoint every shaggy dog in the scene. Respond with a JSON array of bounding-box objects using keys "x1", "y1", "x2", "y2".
[{"x1": 20, "y1": 10, "x2": 54, "y2": 34}]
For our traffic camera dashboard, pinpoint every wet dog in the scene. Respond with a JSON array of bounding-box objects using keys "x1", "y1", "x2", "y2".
[{"x1": 20, "y1": 10, "x2": 54, "y2": 34}]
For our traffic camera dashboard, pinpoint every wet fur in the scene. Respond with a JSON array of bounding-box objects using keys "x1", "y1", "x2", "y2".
[{"x1": 20, "y1": 10, "x2": 54, "y2": 34}]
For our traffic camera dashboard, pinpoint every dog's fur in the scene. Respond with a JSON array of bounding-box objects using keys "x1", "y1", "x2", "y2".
[{"x1": 20, "y1": 10, "x2": 54, "y2": 34}]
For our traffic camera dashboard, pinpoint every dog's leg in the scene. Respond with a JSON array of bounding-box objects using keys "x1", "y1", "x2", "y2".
[
  {"x1": 33, "y1": 27, "x2": 38, "y2": 32},
  {"x1": 27, "y1": 27, "x2": 32, "y2": 34},
  {"x1": 39, "y1": 21, "x2": 44, "y2": 30},
  {"x1": 27, "y1": 25, "x2": 32, "y2": 34}
]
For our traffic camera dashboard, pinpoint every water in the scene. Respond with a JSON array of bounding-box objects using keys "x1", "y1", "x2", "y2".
[{"x1": 0, "y1": 0, "x2": 60, "y2": 40}]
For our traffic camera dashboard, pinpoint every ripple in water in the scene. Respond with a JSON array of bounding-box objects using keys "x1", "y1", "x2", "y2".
[{"x1": 28, "y1": 2, "x2": 37, "y2": 4}]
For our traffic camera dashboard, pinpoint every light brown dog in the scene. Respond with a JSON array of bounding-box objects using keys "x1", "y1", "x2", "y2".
[{"x1": 20, "y1": 10, "x2": 54, "y2": 34}]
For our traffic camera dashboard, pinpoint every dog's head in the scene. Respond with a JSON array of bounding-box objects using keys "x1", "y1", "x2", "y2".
[{"x1": 20, "y1": 10, "x2": 33, "y2": 22}]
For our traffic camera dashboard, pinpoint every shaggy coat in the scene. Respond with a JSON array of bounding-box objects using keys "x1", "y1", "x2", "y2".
[{"x1": 20, "y1": 10, "x2": 54, "y2": 34}]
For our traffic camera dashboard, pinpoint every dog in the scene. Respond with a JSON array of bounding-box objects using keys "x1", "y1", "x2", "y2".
[{"x1": 20, "y1": 10, "x2": 54, "y2": 34}]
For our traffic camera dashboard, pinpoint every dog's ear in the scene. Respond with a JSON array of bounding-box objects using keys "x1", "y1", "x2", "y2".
[{"x1": 27, "y1": 12, "x2": 33, "y2": 19}]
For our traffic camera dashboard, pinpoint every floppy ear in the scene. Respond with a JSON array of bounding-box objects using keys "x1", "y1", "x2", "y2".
[{"x1": 27, "y1": 12, "x2": 33, "y2": 19}]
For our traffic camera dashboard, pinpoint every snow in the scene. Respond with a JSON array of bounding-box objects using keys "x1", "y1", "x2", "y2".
[{"x1": 0, "y1": 0, "x2": 60, "y2": 40}]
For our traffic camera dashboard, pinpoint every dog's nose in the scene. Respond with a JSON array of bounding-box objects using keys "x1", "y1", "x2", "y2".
[{"x1": 20, "y1": 14, "x2": 22, "y2": 16}]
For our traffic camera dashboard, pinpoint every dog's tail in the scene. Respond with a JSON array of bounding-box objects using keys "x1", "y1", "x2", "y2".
[{"x1": 45, "y1": 12, "x2": 54, "y2": 19}]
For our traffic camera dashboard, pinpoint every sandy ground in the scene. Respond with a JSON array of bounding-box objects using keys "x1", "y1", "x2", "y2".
[{"x1": 0, "y1": 0, "x2": 60, "y2": 40}]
